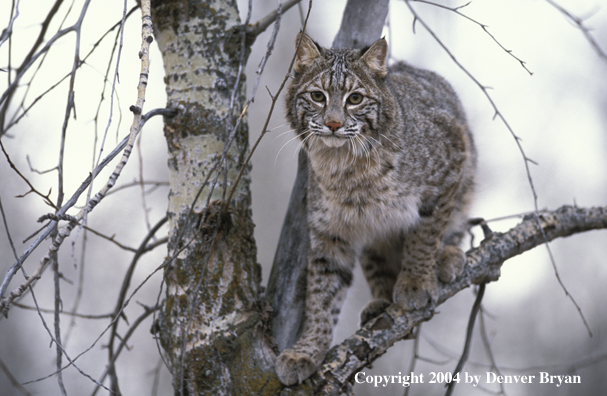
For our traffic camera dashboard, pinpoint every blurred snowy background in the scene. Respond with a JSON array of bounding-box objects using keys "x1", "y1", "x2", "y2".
[{"x1": 0, "y1": 0, "x2": 606, "y2": 395}]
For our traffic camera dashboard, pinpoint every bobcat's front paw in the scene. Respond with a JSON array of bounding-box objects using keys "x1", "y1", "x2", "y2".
[
  {"x1": 276, "y1": 349, "x2": 317, "y2": 385},
  {"x1": 437, "y1": 245, "x2": 466, "y2": 283},
  {"x1": 360, "y1": 298, "x2": 392, "y2": 326},
  {"x1": 393, "y1": 275, "x2": 438, "y2": 311}
]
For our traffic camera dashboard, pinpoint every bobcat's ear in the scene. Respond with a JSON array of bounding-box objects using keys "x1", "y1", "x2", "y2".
[
  {"x1": 360, "y1": 38, "x2": 388, "y2": 77},
  {"x1": 294, "y1": 33, "x2": 321, "y2": 74}
]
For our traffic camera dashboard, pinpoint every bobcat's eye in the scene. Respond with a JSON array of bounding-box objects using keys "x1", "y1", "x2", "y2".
[
  {"x1": 310, "y1": 91, "x2": 325, "y2": 102},
  {"x1": 347, "y1": 93, "x2": 363, "y2": 105}
]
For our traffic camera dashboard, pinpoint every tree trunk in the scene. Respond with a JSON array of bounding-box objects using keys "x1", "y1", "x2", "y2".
[{"x1": 150, "y1": 1, "x2": 276, "y2": 394}]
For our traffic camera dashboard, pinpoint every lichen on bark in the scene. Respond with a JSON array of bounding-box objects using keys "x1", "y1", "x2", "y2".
[{"x1": 151, "y1": 0, "x2": 266, "y2": 394}]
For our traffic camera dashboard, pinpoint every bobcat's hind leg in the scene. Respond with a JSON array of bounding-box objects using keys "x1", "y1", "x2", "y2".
[
  {"x1": 359, "y1": 236, "x2": 402, "y2": 326},
  {"x1": 393, "y1": 213, "x2": 446, "y2": 311}
]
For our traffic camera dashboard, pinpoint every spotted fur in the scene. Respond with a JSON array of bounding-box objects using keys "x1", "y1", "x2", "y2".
[{"x1": 275, "y1": 33, "x2": 476, "y2": 385}]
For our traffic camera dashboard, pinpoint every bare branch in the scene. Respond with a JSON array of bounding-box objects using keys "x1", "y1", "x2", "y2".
[
  {"x1": 403, "y1": 0, "x2": 591, "y2": 335},
  {"x1": 3, "y1": 6, "x2": 140, "y2": 134},
  {"x1": 0, "y1": 0, "x2": 20, "y2": 49},
  {"x1": 0, "y1": 105, "x2": 171, "y2": 309},
  {"x1": 497, "y1": 351, "x2": 607, "y2": 375},
  {"x1": 545, "y1": 0, "x2": 607, "y2": 63},
  {"x1": 80, "y1": 226, "x2": 138, "y2": 252},
  {"x1": 411, "y1": 0, "x2": 532, "y2": 74},
  {"x1": 12, "y1": 302, "x2": 114, "y2": 319},
  {"x1": 92, "y1": 304, "x2": 159, "y2": 395},
  {"x1": 0, "y1": 3, "x2": 156, "y2": 316},
  {"x1": 247, "y1": 0, "x2": 302, "y2": 37},
  {"x1": 403, "y1": 326, "x2": 422, "y2": 396},
  {"x1": 446, "y1": 284, "x2": 485, "y2": 396},
  {"x1": 0, "y1": 140, "x2": 57, "y2": 209},
  {"x1": 107, "y1": 180, "x2": 169, "y2": 196},
  {"x1": 402, "y1": 1, "x2": 539, "y2": 209},
  {"x1": 479, "y1": 307, "x2": 507, "y2": 395},
  {"x1": 0, "y1": 356, "x2": 31, "y2": 396},
  {"x1": 106, "y1": 216, "x2": 168, "y2": 392},
  {"x1": 283, "y1": 205, "x2": 607, "y2": 394},
  {"x1": 0, "y1": 0, "x2": 64, "y2": 133},
  {"x1": 26, "y1": 277, "x2": 110, "y2": 392},
  {"x1": 52, "y1": 241, "x2": 67, "y2": 396},
  {"x1": 226, "y1": 0, "x2": 310, "y2": 209},
  {"x1": 0, "y1": 195, "x2": 19, "y2": 261}
]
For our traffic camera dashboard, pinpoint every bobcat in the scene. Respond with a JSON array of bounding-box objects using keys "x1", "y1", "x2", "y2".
[{"x1": 275, "y1": 33, "x2": 476, "y2": 386}]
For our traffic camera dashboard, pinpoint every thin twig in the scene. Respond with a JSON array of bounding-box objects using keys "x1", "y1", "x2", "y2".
[
  {"x1": 0, "y1": 0, "x2": 64, "y2": 133},
  {"x1": 3, "y1": 6, "x2": 139, "y2": 134},
  {"x1": 90, "y1": 305, "x2": 159, "y2": 394},
  {"x1": 12, "y1": 302, "x2": 114, "y2": 319},
  {"x1": 107, "y1": 180, "x2": 169, "y2": 196},
  {"x1": 0, "y1": 356, "x2": 31, "y2": 396},
  {"x1": 0, "y1": 4, "x2": 157, "y2": 316},
  {"x1": 445, "y1": 284, "x2": 485, "y2": 396},
  {"x1": 403, "y1": 0, "x2": 592, "y2": 338},
  {"x1": 545, "y1": 0, "x2": 607, "y2": 63},
  {"x1": 0, "y1": 0, "x2": 20, "y2": 49},
  {"x1": 247, "y1": 0, "x2": 302, "y2": 37},
  {"x1": 479, "y1": 306, "x2": 507, "y2": 395},
  {"x1": 149, "y1": 359, "x2": 163, "y2": 396},
  {"x1": 226, "y1": 0, "x2": 313, "y2": 208},
  {"x1": 82, "y1": 223, "x2": 168, "y2": 253},
  {"x1": 26, "y1": 278, "x2": 111, "y2": 392},
  {"x1": 106, "y1": 216, "x2": 168, "y2": 393},
  {"x1": 40, "y1": 255, "x2": 172, "y2": 392},
  {"x1": 137, "y1": 133, "x2": 154, "y2": 234},
  {"x1": 410, "y1": 0, "x2": 532, "y2": 74},
  {"x1": 90, "y1": 5, "x2": 140, "y2": 155},
  {"x1": 403, "y1": 325, "x2": 421, "y2": 396},
  {"x1": 62, "y1": 228, "x2": 87, "y2": 347},
  {"x1": 0, "y1": 108, "x2": 171, "y2": 313},
  {"x1": 0, "y1": 195, "x2": 19, "y2": 260},
  {"x1": 492, "y1": 351, "x2": 607, "y2": 375},
  {"x1": 78, "y1": 0, "x2": 129, "y2": 280},
  {"x1": 0, "y1": 140, "x2": 57, "y2": 209},
  {"x1": 52, "y1": 247, "x2": 67, "y2": 396},
  {"x1": 81, "y1": 226, "x2": 137, "y2": 252}
]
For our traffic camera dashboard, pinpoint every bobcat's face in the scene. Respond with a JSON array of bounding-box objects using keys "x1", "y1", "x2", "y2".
[
  {"x1": 286, "y1": 34, "x2": 389, "y2": 156},
  {"x1": 297, "y1": 70, "x2": 381, "y2": 151}
]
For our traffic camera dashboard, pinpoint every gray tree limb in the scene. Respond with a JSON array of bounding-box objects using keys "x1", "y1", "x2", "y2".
[{"x1": 283, "y1": 205, "x2": 607, "y2": 395}]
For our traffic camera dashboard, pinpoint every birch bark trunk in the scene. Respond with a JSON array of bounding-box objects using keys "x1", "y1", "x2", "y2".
[{"x1": 150, "y1": 1, "x2": 274, "y2": 394}]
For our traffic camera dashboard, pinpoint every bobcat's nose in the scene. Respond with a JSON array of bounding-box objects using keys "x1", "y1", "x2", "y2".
[{"x1": 326, "y1": 121, "x2": 342, "y2": 132}]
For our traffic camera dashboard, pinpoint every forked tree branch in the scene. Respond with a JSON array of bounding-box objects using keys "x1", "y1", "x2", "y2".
[
  {"x1": 545, "y1": 0, "x2": 607, "y2": 63},
  {"x1": 247, "y1": 0, "x2": 302, "y2": 37},
  {"x1": 0, "y1": 4, "x2": 159, "y2": 317},
  {"x1": 283, "y1": 205, "x2": 607, "y2": 395}
]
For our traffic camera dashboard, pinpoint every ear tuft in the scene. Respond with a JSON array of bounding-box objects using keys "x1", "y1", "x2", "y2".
[
  {"x1": 294, "y1": 33, "x2": 321, "y2": 74},
  {"x1": 360, "y1": 38, "x2": 388, "y2": 77}
]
